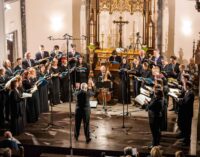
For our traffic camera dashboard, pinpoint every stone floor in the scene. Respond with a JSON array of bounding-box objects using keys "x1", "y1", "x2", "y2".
[{"x1": 0, "y1": 97, "x2": 198, "y2": 156}]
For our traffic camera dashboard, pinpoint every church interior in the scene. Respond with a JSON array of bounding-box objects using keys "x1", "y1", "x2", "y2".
[{"x1": 0, "y1": 0, "x2": 200, "y2": 157}]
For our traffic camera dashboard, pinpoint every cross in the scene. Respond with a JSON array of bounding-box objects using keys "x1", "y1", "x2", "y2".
[{"x1": 113, "y1": 16, "x2": 129, "y2": 48}]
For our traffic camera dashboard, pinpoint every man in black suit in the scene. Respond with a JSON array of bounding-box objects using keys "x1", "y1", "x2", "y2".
[
  {"x1": 151, "y1": 49, "x2": 163, "y2": 68},
  {"x1": 35, "y1": 45, "x2": 50, "y2": 60},
  {"x1": 68, "y1": 44, "x2": 80, "y2": 67},
  {"x1": 22, "y1": 52, "x2": 35, "y2": 69},
  {"x1": 50, "y1": 45, "x2": 63, "y2": 58},
  {"x1": 177, "y1": 81, "x2": 194, "y2": 146},
  {"x1": 109, "y1": 50, "x2": 122, "y2": 64},
  {"x1": 74, "y1": 83, "x2": 95, "y2": 143},
  {"x1": 146, "y1": 88, "x2": 163, "y2": 148},
  {"x1": 14, "y1": 58, "x2": 23, "y2": 72},
  {"x1": 138, "y1": 49, "x2": 147, "y2": 64},
  {"x1": 3, "y1": 59, "x2": 14, "y2": 80},
  {"x1": 166, "y1": 56, "x2": 180, "y2": 78}
]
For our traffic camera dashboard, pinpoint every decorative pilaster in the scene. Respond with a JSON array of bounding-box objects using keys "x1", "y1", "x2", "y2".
[
  {"x1": 0, "y1": 0, "x2": 6, "y2": 65},
  {"x1": 20, "y1": 0, "x2": 27, "y2": 55}
]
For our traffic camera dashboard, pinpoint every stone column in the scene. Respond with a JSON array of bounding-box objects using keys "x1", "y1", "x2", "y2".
[
  {"x1": 156, "y1": 0, "x2": 163, "y2": 53},
  {"x1": 167, "y1": 0, "x2": 175, "y2": 58},
  {"x1": 72, "y1": 0, "x2": 82, "y2": 52},
  {"x1": 21, "y1": 0, "x2": 27, "y2": 55},
  {"x1": 0, "y1": 0, "x2": 6, "y2": 66}
]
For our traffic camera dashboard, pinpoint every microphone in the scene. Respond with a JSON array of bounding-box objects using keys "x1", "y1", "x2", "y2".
[
  {"x1": 63, "y1": 34, "x2": 73, "y2": 38},
  {"x1": 48, "y1": 36, "x2": 52, "y2": 40}
]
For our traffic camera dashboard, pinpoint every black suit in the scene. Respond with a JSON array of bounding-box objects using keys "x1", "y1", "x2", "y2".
[
  {"x1": 178, "y1": 89, "x2": 194, "y2": 144},
  {"x1": 74, "y1": 89, "x2": 94, "y2": 140},
  {"x1": 109, "y1": 55, "x2": 122, "y2": 63},
  {"x1": 151, "y1": 56, "x2": 163, "y2": 67},
  {"x1": 35, "y1": 51, "x2": 50, "y2": 60},
  {"x1": 147, "y1": 97, "x2": 163, "y2": 146},
  {"x1": 167, "y1": 63, "x2": 180, "y2": 78},
  {"x1": 22, "y1": 59, "x2": 35, "y2": 69},
  {"x1": 14, "y1": 65, "x2": 23, "y2": 72}
]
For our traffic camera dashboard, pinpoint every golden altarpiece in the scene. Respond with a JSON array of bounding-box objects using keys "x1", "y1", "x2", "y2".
[{"x1": 86, "y1": 0, "x2": 157, "y2": 69}]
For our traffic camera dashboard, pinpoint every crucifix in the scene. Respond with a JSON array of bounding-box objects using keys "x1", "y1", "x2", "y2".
[{"x1": 113, "y1": 16, "x2": 129, "y2": 48}]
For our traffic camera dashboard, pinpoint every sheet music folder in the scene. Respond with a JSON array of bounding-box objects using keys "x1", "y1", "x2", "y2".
[{"x1": 96, "y1": 81, "x2": 112, "y2": 89}]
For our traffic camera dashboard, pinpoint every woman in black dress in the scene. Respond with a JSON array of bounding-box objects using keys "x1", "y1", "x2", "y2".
[
  {"x1": 76, "y1": 56, "x2": 89, "y2": 87},
  {"x1": 22, "y1": 71, "x2": 37, "y2": 123},
  {"x1": 60, "y1": 56, "x2": 71, "y2": 102},
  {"x1": 9, "y1": 79, "x2": 24, "y2": 135},
  {"x1": 37, "y1": 64, "x2": 49, "y2": 112},
  {"x1": 119, "y1": 58, "x2": 131, "y2": 104},
  {"x1": 50, "y1": 58, "x2": 60, "y2": 105},
  {"x1": 132, "y1": 57, "x2": 142, "y2": 98}
]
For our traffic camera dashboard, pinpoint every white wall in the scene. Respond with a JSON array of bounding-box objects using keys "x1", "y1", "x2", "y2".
[
  {"x1": 26, "y1": 0, "x2": 72, "y2": 55},
  {"x1": 4, "y1": 0, "x2": 22, "y2": 58},
  {"x1": 174, "y1": 0, "x2": 200, "y2": 63}
]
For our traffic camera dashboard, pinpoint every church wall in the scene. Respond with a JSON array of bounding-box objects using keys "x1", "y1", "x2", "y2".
[
  {"x1": 4, "y1": 0, "x2": 22, "y2": 58},
  {"x1": 174, "y1": 0, "x2": 200, "y2": 64},
  {"x1": 25, "y1": 0, "x2": 73, "y2": 55}
]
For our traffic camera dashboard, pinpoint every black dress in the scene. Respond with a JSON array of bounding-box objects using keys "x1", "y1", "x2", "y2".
[
  {"x1": 9, "y1": 89, "x2": 24, "y2": 135},
  {"x1": 60, "y1": 64, "x2": 71, "y2": 103},
  {"x1": 22, "y1": 79, "x2": 38, "y2": 123},
  {"x1": 37, "y1": 72, "x2": 49, "y2": 112},
  {"x1": 132, "y1": 63, "x2": 142, "y2": 97},
  {"x1": 50, "y1": 66, "x2": 60, "y2": 105},
  {"x1": 118, "y1": 63, "x2": 131, "y2": 104},
  {"x1": 76, "y1": 63, "x2": 89, "y2": 84}
]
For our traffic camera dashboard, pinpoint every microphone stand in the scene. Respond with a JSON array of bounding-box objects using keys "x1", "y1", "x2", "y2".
[{"x1": 112, "y1": 68, "x2": 132, "y2": 134}]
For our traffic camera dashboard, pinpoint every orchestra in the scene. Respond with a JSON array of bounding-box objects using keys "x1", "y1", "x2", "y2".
[{"x1": 0, "y1": 45, "x2": 198, "y2": 147}]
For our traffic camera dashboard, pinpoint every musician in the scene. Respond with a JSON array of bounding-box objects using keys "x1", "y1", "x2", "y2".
[
  {"x1": 109, "y1": 50, "x2": 122, "y2": 64},
  {"x1": 150, "y1": 49, "x2": 163, "y2": 67},
  {"x1": 59, "y1": 56, "x2": 71, "y2": 103},
  {"x1": 132, "y1": 57, "x2": 142, "y2": 97},
  {"x1": 146, "y1": 88, "x2": 163, "y2": 148},
  {"x1": 76, "y1": 56, "x2": 89, "y2": 85},
  {"x1": 96, "y1": 65, "x2": 114, "y2": 83},
  {"x1": 22, "y1": 52, "x2": 35, "y2": 69},
  {"x1": 176, "y1": 81, "x2": 194, "y2": 146},
  {"x1": 37, "y1": 64, "x2": 49, "y2": 113},
  {"x1": 119, "y1": 58, "x2": 131, "y2": 104},
  {"x1": 50, "y1": 58, "x2": 61, "y2": 105},
  {"x1": 74, "y1": 83, "x2": 95, "y2": 143},
  {"x1": 35, "y1": 45, "x2": 50, "y2": 60},
  {"x1": 161, "y1": 59, "x2": 170, "y2": 77},
  {"x1": 0, "y1": 68, "x2": 6, "y2": 127},
  {"x1": 9, "y1": 79, "x2": 24, "y2": 135},
  {"x1": 167, "y1": 56, "x2": 180, "y2": 78},
  {"x1": 14, "y1": 58, "x2": 23, "y2": 72}
]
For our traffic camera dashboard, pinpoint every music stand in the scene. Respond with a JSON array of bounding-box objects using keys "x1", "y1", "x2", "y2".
[{"x1": 96, "y1": 81, "x2": 112, "y2": 115}]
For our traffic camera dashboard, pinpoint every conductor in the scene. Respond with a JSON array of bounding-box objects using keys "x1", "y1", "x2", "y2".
[{"x1": 74, "y1": 82, "x2": 95, "y2": 143}]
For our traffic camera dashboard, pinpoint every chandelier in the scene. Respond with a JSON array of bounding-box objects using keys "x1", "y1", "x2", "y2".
[{"x1": 99, "y1": 0, "x2": 144, "y2": 14}]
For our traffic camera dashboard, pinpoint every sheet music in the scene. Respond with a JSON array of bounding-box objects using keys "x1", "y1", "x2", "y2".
[
  {"x1": 169, "y1": 88, "x2": 181, "y2": 95},
  {"x1": 168, "y1": 92, "x2": 178, "y2": 99},
  {"x1": 140, "y1": 88, "x2": 150, "y2": 97},
  {"x1": 30, "y1": 85, "x2": 38, "y2": 94},
  {"x1": 22, "y1": 92, "x2": 32, "y2": 98},
  {"x1": 90, "y1": 100, "x2": 98, "y2": 108},
  {"x1": 134, "y1": 94, "x2": 151, "y2": 106}
]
